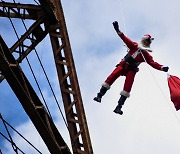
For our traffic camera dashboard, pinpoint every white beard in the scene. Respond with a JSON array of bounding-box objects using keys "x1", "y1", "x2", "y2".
[{"x1": 138, "y1": 42, "x2": 153, "y2": 52}]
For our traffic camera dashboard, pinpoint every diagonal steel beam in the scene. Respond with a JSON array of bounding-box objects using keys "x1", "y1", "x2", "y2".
[
  {"x1": 0, "y1": 0, "x2": 93, "y2": 153},
  {"x1": 10, "y1": 16, "x2": 47, "y2": 62},
  {"x1": 0, "y1": 14, "x2": 47, "y2": 83},
  {"x1": 0, "y1": 35, "x2": 71, "y2": 154}
]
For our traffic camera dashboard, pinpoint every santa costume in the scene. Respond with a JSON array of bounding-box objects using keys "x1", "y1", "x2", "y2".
[{"x1": 94, "y1": 21, "x2": 169, "y2": 115}]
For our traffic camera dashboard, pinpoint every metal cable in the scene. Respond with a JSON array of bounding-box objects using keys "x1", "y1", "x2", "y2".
[
  {"x1": 0, "y1": 115, "x2": 21, "y2": 153},
  {"x1": 0, "y1": 39, "x2": 44, "y2": 151},
  {"x1": 7, "y1": 0, "x2": 68, "y2": 128},
  {"x1": 140, "y1": 52, "x2": 180, "y2": 125},
  {"x1": 34, "y1": 49, "x2": 68, "y2": 128},
  {"x1": 0, "y1": 0, "x2": 55, "y2": 150},
  {"x1": 33, "y1": 0, "x2": 40, "y2": 5},
  {"x1": 1, "y1": 3, "x2": 70, "y2": 153},
  {"x1": 0, "y1": 132, "x2": 25, "y2": 154},
  {"x1": 8, "y1": 0, "x2": 53, "y2": 120},
  {"x1": 0, "y1": 113, "x2": 42, "y2": 154},
  {"x1": 13, "y1": 0, "x2": 68, "y2": 128},
  {"x1": 25, "y1": 57, "x2": 53, "y2": 119}
]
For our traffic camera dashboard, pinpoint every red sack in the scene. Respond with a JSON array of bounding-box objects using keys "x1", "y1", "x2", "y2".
[{"x1": 168, "y1": 75, "x2": 180, "y2": 111}]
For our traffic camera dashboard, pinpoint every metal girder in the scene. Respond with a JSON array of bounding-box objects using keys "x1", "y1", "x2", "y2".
[
  {"x1": 10, "y1": 16, "x2": 47, "y2": 62},
  {"x1": 37, "y1": 0, "x2": 57, "y2": 24},
  {"x1": 0, "y1": 15, "x2": 47, "y2": 83},
  {"x1": 0, "y1": 0, "x2": 93, "y2": 153},
  {"x1": 0, "y1": 2, "x2": 42, "y2": 20},
  {"x1": 0, "y1": 35, "x2": 71, "y2": 154},
  {"x1": 42, "y1": 0, "x2": 93, "y2": 153}
]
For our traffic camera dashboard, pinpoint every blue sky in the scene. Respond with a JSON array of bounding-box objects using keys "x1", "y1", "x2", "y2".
[{"x1": 1, "y1": 0, "x2": 180, "y2": 153}]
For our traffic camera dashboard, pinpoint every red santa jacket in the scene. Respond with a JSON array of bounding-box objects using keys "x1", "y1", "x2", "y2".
[{"x1": 119, "y1": 33, "x2": 163, "y2": 70}]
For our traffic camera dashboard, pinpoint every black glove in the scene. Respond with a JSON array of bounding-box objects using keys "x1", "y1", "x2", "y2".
[
  {"x1": 162, "y1": 66, "x2": 169, "y2": 72},
  {"x1": 115, "y1": 64, "x2": 120, "y2": 67},
  {"x1": 113, "y1": 21, "x2": 120, "y2": 32}
]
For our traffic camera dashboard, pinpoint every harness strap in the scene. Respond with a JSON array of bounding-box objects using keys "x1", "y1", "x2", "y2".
[{"x1": 124, "y1": 53, "x2": 140, "y2": 68}]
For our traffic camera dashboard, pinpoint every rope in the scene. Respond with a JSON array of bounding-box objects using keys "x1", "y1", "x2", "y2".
[
  {"x1": 13, "y1": 0, "x2": 68, "y2": 128},
  {"x1": 0, "y1": 132, "x2": 25, "y2": 153},
  {"x1": 118, "y1": 0, "x2": 130, "y2": 51},
  {"x1": 118, "y1": 0, "x2": 127, "y2": 35},
  {"x1": 33, "y1": 0, "x2": 40, "y2": 5},
  {"x1": 140, "y1": 52, "x2": 180, "y2": 124},
  {"x1": 0, "y1": 0, "x2": 68, "y2": 150},
  {"x1": 25, "y1": 57, "x2": 53, "y2": 119},
  {"x1": 4, "y1": 0, "x2": 68, "y2": 128},
  {"x1": 0, "y1": 114, "x2": 23, "y2": 153},
  {"x1": 3, "y1": 0, "x2": 53, "y2": 118},
  {"x1": 34, "y1": 49, "x2": 68, "y2": 128},
  {"x1": 118, "y1": 0, "x2": 180, "y2": 124},
  {"x1": 0, "y1": 113, "x2": 42, "y2": 153},
  {"x1": 19, "y1": 0, "x2": 68, "y2": 128}
]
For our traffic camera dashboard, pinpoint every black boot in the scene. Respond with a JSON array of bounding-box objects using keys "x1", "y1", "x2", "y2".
[
  {"x1": 94, "y1": 86, "x2": 108, "y2": 103},
  {"x1": 113, "y1": 95, "x2": 127, "y2": 115}
]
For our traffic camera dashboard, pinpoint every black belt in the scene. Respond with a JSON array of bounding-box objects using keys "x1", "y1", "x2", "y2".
[{"x1": 124, "y1": 53, "x2": 140, "y2": 68}]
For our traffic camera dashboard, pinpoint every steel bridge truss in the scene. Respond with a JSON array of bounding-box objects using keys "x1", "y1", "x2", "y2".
[{"x1": 0, "y1": 0, "x2": 93, "y2": 154}]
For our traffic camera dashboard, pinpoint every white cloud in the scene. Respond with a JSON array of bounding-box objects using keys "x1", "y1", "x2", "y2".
[
  {"x1": 1, "y1": 117, "x2": 72, "y2": 154},
  {"x1": 1, "y1": 0, "x2": 180, "y2": 153},
  {"x1": 2, "y1": 120, "x2": 49, "y2": 154},
  {"x1": 62, "y1": 0, "x2": 180, "y2": 153}
]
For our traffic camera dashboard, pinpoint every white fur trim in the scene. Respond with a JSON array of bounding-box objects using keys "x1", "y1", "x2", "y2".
[
  {"x1": 138, "y1": 42, "x2": 153, "y2": 52},
  {"x1": 120, "y1": 90, "x2": 130, "y2": 98},
  {"x1": 102, "y1": 83, "x2": 111, "y2": 90},
  {"x1": 161, "y1": 66, "x2": 164, "y2": 70},
  {"x1": 142, "y1": 34, "x2": 154, "y2": 42},
  {"x1": 142, "y1": 35, "x2": 149, "y2": 40}
]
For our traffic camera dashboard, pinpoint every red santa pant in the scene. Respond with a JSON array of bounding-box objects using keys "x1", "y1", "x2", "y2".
[{"x1": 105, "y1": 62, "x2": 138, "y2": 92}]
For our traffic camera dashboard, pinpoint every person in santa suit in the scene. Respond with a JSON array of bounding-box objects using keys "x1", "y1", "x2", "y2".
[{"x1": 94, "y1": 21, "x2": 169, "y2": 115}]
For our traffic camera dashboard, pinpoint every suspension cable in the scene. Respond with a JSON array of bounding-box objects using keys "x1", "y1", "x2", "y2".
[
  {"x1": 118, "y1": 0, "x2": 127, "y2": 35},
  {"x1": 1, "y1": 0, "x2": 52, "y2": 118},
  {"x1": 33, "y1": 0, "x2": 40, "y2": 5},
  {"x1": 0, "y1": 43, "x2": 43, "y2": 153},
  {"x1": 7, "y1": 0, "x2": 68, "y2": 128},
  {"x1": 9, "y1": 0, "x2": 53, "y2": 119},
  {"x1": 0, "y1": 114, "x2": 23, "y2": 154},
  {"x1": 12, "y1": 0, "x2": 68, "y2": 128},
  {"x1": 34, "y1": 49, "x2": 68, "y2": 128},
  {"x1": 0, "y1": 114, "x2": 42, "y2": 154},
  {"x1": 140, "y1": 52, "x2": 180, "y2": 124},
  {"x1": 0, "y1": 0, "x2": 58, "y2": 150},
  {"x1": 0, "y1": 132, "x2": 25, "y2": 154},
  {"x1": 25, "y1": 57, "x2": 53, "y2": 119},
  {"x1": 118, "y1": 0, "x2": 180, "y2": 125},
  {"x1": 4, "y1": 0, "x2": 53, "y2": 120}
]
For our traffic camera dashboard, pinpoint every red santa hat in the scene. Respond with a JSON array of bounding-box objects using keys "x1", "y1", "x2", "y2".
[
  {"x1": 141, "y1": 34, "x2": 154, "y2": 44},
  {"x1": 138, "y1": 34, "x2": 154, "y2": 52}
]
